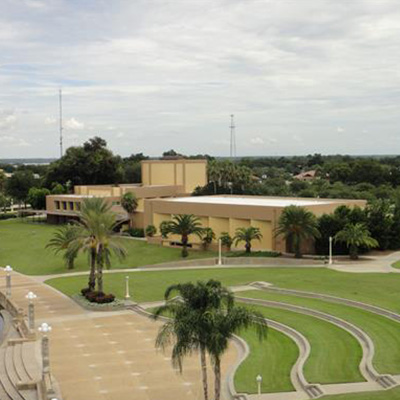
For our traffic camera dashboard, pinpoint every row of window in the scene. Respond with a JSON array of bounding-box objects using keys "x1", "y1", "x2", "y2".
[{"x1": 54, "y1": 201, "x2": 81, "y2": 212}]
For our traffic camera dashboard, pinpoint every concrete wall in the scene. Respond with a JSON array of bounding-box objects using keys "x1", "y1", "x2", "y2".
[{"x1": 141, "y1": 159, "x2": 207, "y2": 194}]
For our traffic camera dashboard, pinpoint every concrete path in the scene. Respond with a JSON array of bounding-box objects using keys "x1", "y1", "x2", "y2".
[{"x1": 0, "y1": 270, "x2": 237, "y2": 400}]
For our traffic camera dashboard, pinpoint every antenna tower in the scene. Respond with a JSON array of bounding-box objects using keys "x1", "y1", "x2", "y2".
[
  {"x1": 59, "y1": 88, "x2": 63, "y2": 157},
  {"x1": 229, "y1": 114, "x2": 236, "y2": 159}
]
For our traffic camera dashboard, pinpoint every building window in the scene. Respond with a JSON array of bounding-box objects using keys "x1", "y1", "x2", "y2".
[
  {"x1": 62, "y1": 201, "x2": 67, "y2": 210},
  {"x1": 69, "y1": 201, "x2": 74, "y2": 210},
  {"x1": 55, "y1": 201, "x2": 60, "y2": 210},
  {"x1": 76, "y1": 202, "x2": 81, "y2": 211}
]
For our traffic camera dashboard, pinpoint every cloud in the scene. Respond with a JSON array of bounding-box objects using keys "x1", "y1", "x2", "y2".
[
  {"x1": 250, "y1": 137, "x2": 264, "y2": 145},
  {"x1": 44, "y1": 116, "x2": 56, "y2": 125},
  {"x1": 0, "y1": 111, "x2": 17, "y2": 131},
  {"x1": 0, "y1": 135, "x2": 30, "y2": 147},
  {"x1": 65, "y1": 117, "x2": 85, "y2": 130},
  {"x1": 1, "y1": 1, "x2": 400, "y2": 157}
]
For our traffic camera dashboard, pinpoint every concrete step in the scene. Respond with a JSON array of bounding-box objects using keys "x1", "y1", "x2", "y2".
[
  {"x1": 0, "y1": 347, "x2": 24, "y2": 400},
  {"x1": 13, "y1": 343, "x2": 32, "y2": 383},
  {"x1": 21, "y1": 342, "x2": 41, "y2": 382}
]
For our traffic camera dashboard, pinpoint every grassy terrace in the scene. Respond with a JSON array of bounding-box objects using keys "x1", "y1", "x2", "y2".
[
  {"x1": 48, "y1": 267, "x2": 400, "y2": 314},
  {"x1": 324, "y1": 388, "x2": 400, "y2": 400},
  {"x1": 0, "y1": 219, "x2": 215, "y2": 275},
  {"x1": 238, "y1": 290, "x2": 400, "y2": 375},
  {"x1": 235, "y1": 327, "x2": 298, "y2": 393},
  {"x1": 243, "y1": 305, "x2": 363, "y2": 385}
]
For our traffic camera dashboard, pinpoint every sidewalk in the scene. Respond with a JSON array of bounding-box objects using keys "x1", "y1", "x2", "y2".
[{"x1": 0, "y1": 271, "x2": 236, "y2": 400}]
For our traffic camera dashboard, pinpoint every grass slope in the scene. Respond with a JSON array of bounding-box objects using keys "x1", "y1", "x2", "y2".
[
  {"x1": 47, "y1": 267, "x2": 400, "y2": 314},
  {"x1": 0, "y1": 219, "x2": 215, "y2": 275},
  {"x1": 244, "y1": 305, "x2": 364, "y2": 385},
  {"x1": 324, "y1": 387, "x2": 400, "y2": 400},
  {"x1": 239, "y1": 290, "x2": 400, "y2": 375},
  {"x1": 235, "y1": 327, "x2": 298, "y2": 394}
]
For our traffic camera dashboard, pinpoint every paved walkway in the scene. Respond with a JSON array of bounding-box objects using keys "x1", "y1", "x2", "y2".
[{"x1": 0, "y1": 271, "x2": 237, "y2": 400}]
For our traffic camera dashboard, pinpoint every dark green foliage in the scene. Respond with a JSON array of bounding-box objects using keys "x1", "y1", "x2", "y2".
[
  {"x1": 6, "y1": 170, "x2": 36, "y2": 203},
  {"x1": 27, "y1": 187, "x2": 50, "y2": 209},
  {"x1": 145, "y1": 225, "x2": 157, "y2": 237},
  {"x1": 127, "y1": 227, "x2": 145, "y2": 237}
]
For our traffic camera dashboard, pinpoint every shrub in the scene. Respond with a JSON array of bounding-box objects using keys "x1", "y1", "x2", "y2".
[
  {"x1": 145, "y1": 224, "x2": 157, "y2": 237},
  {"x1": 0, "y1": 213, "x2": 17, "y2": 221},
  {"x1": 220, "y1": 232, "x2": 233, "y2": 250},
  {"x1": 127, "y1": 227, "x2": 145, "y2": 237},
  {"x1": 159, "y1": 221, "x2": 170, "y2": 238},
  {"x1": 202, "y1": 227, "x2": 215, "y2": 250},
  {"x1": 84, "y1": 290, "x2": 115, "y2": 303},
  {"x1": 81, "y1": 287, "x2": 91, "y2": 296}
]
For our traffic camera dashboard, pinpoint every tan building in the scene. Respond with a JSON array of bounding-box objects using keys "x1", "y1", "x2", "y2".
[
  {"x1": 144, "y1": 195, "x2": 366, "y2": 252},
  {"x1": 45, "y1": 159, "x2": 207, "y2": 225}
]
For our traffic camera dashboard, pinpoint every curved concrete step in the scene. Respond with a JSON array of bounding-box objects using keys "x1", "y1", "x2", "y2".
[
  {"x1": 253, "y1": 284, "x2": 400, "y2": 325},
  {"x1": 21, "y1": 342, "x2": 41, "y2": 382},
  {"x1": 0, "y1": 347, "x2": 25, "y2": 400},
  {"x1": 263, "y1": 318, "x2": 324, "y2": 398},
  {"x1": 13, "y1": 343, "x2": 32, "y2": 383},
  {"x1": 236, "y1": 296, "x2": 396, "y2": 389}
]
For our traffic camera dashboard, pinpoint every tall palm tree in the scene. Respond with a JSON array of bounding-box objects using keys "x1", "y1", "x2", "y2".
[
  {"x1": 46, "y1": 224, "x2": 80, "y2": 269},
  {"x1": 121, "y1": 192, "x2": 138, "y2": 228},
  {"x1": 207, "y1": 305, "x2": 268, "y2": 400},
  {"x1": 234, "y1": 226, "x2": 262, "y2": 253},
  {"x1": 153, "y1": 280, "x2": 233, "y2": 400},
  {"x1": 72, "y1": 198, "x2": 126, "y2": 292},
  {"x1": 335, "y1": 223, "x2": 378, "y2": 260},
  {"x1": 165, "y1": 214, "x2": 204, "y2": 257},
  {"x1": 275, "y1": 205, "x2": 320, "y2": 258}
]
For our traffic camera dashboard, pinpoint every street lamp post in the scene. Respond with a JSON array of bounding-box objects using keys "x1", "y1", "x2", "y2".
[
  {"x1": 125, "y1": 276, "x2": 130, "y2": 300},
  {"x1": 329, "y1": 236, "x2": 333, "y2": 265},
  {"x1": 256, "y1": 374, "x2": 262, "y2": 397},
  {"x1": 218, "y1": 238, "x2": 222, "y2": 265},
  {"x1": 26, "y1": 291, "x2": 37, "y2": 331},
  {"x1": 38, "y1": 322, "x2": 52, "y2": 377},
  {"x1": 5, "y1": 265, "x2": 12, "y2": 297}
]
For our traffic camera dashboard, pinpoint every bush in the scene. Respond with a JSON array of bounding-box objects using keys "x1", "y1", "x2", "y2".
[
  {"x1": 0, "y1": 213, "x2": 17, "y2": 221},
  {"x1": 84, "y1": 290, "x2": 115, "y2": 303},
  {"x1": 159, "y1": 221, "x2": 170, "y2": 238},
  {"x1": 127, "y1": 228, "x2": 145, "y2": 237},
  {"x1": 220, "y1": 232, "x2": 233, "y2": 249},
  {"x1": 145, "y1": 224, "x2": 157, "y2": 237}
]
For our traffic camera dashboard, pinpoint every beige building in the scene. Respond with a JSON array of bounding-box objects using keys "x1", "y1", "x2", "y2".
[
  {"x1": 45, "y1": 158, "x2": 366, "y2": 253},
  {"x1": 144, "y1": 195, "x2": 366, "y2": 252},
  {"x1": 45, "y1": 159, "x2": 207, "y2": 225}
]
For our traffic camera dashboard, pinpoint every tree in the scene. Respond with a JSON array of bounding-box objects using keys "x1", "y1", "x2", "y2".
[
  {"x1": 275, "y1": 206, "x2": 320, "y2": 258},
  {"x1": 121, "y1": 192, "x2": 138, "y2": 228},
  {"x1": 0, "y1": 170, "x2": 6, "y2": 192},
  {"x1": 233, "y1": 226, "x2": 262, "y2": 253},
  {"x1": 159, "y1": 220, "x2": 170, "y2": 239},
  {"x1": 220, "y1": 232, "x2": 233, "y2": 251},
  {"x1": 366, "y1": 200, "x2": 392, "y2": 250},
  {"x1": 46, "y1": 224, "x2": 80, "y2": 269},
  {"x1": 27, "y1": 187, "x2": 50, "y2": 210},
  {"x1": 201, "y1": 228, "x2": 215, "y2": 250},
  {"x1": 334, "y1": 223, "x2": 378, "y2": 260},
  {"x1": 207, "y1": 303, "x2": 267, "y2": 400},
  {"x1": 165, "y1": 214, "x2": 204, "y2": 257},
  {"x1": 69, "y1": 198, "x2": 126, "y2": 291},
  {"x1": 153, "y1": 280, "x2": 237, "y2": 400},
  {"x1": 45, "y1": 136, "x2": 123, "y2": 186},
  {"x1": 6, "y1": 170, "x2": 35, "y2": 205},
  {"x1": 0, "y1": 193, "x2": 11, "y2": 213}
]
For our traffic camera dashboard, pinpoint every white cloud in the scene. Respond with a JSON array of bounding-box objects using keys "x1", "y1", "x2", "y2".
[
  {"x1": 44, "y1": 116, "x2": 56, "y2": 125},
  {"x1": 0, "y1": 111, "x2": 17, "y2": 130},
  {"x1": 250, "y1": 137, "x2": 264, "y2": 145},
  {"x1": 0, "y1": 135, "x2": 30, "y2": 147},
  {"x1": 337, "y1": 127, "x2": 345, "y2": 133},
  {"x1": 65, "y1": 117, "x2": 85, "y2": 130}
]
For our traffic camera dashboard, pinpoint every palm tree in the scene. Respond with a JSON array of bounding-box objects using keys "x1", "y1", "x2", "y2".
[
  {"x1": 335, "y1": 223, "x2": 378, "y2": 260},
  {"x1": 121, "y1": 192, "x2": 138, "y2": 229},
  {"x1": 207, "y1": 304, "x2": 268, "y2": 400},
  {"x1": 234, "y1": 226, "x2": 262, "y2": 253},
  {"x1": 71, "y1": 198, "x2": 126, "y2": 292},
  {"x1": 275, "y1": 205, "x2": 320, "y2": 258},
  {"x1": 46, "y1": 224, "x2": 80, "y2": 269},
  {"x1": 165, "y1": 214, "x2": 204, "y2": 257},
  {"x1": 153, "y1": 281, "x2": 234, "y2": 400},
  {"x1": 201, "y1": 227, "x2": 216, "y2": 250}
]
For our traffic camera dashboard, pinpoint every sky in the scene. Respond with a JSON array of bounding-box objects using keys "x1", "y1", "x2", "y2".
[{"x1": 1, "y1": 0, "x2": 400, "y2": 158}]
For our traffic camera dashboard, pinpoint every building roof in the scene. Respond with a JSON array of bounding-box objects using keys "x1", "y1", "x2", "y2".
[{"x1": 165, "y1": 195, "x2": 349, "y2": 208}]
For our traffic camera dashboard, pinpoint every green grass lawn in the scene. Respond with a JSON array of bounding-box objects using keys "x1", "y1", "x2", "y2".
[
  {"x1": 391, "y1": 260, "x2": 400, "y2": 269},
  {"x1": 324, "y1": 388, "x2": 400, "y2": 400},
  {"x1": 244, "y1": 304, "x2": 363, "y2": 385},
  {"x1": 235, "y1": 327, "x2": 298, "y2": 394},
  {"x1": 47, "y1": 267, "x2": 400, "y2": 314},
  {"x1": 239, "y1": 290, "x2": 400, "y2": 375},
  {"x1": 0, "y1": 219, "x2": 215, "y2": 275}
]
